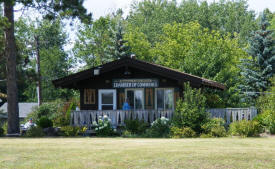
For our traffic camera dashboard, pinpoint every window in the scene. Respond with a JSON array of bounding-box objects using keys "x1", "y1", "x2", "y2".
[
  {"x1": 98, "y1": 89, "x2": 116, "y2": 110},
  {"x1": 125, "y1": 89, "x2": 144, "y2": 110},
  {"x1": 155, "y1": 88, "x2": 174, "y2": 110},
  {"x1": 84, "y1": 89, "x2": 95, "y2": 104}
]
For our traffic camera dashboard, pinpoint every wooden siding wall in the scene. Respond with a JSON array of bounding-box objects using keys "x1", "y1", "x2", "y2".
[{"x1": 79, "y1": 66, "x2": 182, "y2": 110}]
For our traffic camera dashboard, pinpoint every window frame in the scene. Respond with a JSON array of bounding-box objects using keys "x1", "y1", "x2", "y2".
[
  {"x1": 98, "y1": 89, "x2": 117, "y2": 110},
  {"x1": 155, "y1": 88, "x2": 174, "y2": 110}
]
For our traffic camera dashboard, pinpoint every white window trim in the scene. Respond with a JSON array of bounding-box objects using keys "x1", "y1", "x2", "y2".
[
  {"x1": 155, "y1": 88, "x2": 174, "y2": 110},
  {"x1": 98, "y1": 89, "x2": 117, "y2": 110},
  {"x1": 125, "y1": 88, "x2": 145, "y2": 110}
]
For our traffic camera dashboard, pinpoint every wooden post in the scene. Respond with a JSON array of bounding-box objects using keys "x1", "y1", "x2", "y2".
[{"x1": 35, "y1": 36, "x2": 42, "y2": 106}]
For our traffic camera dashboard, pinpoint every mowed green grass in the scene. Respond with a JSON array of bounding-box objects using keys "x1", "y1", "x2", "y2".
[{"x1": 0, "y1": 138, "x2": 275, "y2": 169}]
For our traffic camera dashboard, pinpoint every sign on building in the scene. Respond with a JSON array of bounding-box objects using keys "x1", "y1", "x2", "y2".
[{"x1": 113, "y1": 79, "x2": 159, "y2": 88}]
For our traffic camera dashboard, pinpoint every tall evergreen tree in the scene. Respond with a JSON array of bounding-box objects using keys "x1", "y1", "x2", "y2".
[
  {"x1": 108, "y1": 10, "x2": 131, "y2": 60},
  {"x1": 240, "y1": 13, "x2": 275, "y2": 101}
]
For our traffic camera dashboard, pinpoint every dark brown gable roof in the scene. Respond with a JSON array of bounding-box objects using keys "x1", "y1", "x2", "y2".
[{"x1": 53, "y1": 57, "x2": 225, "y2": 90}]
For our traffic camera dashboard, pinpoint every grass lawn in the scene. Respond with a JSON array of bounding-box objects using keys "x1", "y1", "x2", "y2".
[{"x1": 0, "y1": 137, "x2": 275, "y2": 169}]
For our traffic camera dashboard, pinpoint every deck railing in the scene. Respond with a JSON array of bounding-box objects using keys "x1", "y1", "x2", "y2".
[
  {"x1": 207, "y1": 107, "x2": 257, "y2": 124},
  {"x1": 71, "y1": 108, "x2": 258, "y2": 127},
  {"x1": 71, "y1": 110, "x2": 173, "y2": 127}
]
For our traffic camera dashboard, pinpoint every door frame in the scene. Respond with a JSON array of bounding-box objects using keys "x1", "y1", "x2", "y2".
[
  {"x1": 98, "y1": 89, "x2": 117, "y2": 110},
  {"x1": 125, "y1": 88, "x2": 145, "y2": 110}
]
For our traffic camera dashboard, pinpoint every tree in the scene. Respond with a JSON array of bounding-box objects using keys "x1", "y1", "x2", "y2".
[
  {"x1": 239, "y1": 13, "x2": 275, "y2": 102},
  {"x1": 151, "y1": 22, "x2": 247, "y2": 107},
  {"x1": 16, "y1": 18, "x2": 75, "y2": 102},
  {"x1": 74, "y1": 9, "x2": 130, "y2": 67},
  {"x1": 107, "y1": 20, "x2": 131, "y2": 60},
  {"x1": 173, "y1": 83, "x2": 208, "y2": 134},
  {"x1": 1, "y1": 0, "x2": 91, "y2": 135},
  {"x1": 124, "y1": 25, "x2": 152, "y2": 61},
  {"x1": 127, "y1": 0, "x2": 257, "y2": 46},
  {"x1": 73, "y1": 16, "x2": 115, "y2": 67}
]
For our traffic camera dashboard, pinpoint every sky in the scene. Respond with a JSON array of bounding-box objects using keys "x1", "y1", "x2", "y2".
[{"x1": 83, "y1": 0, "x2": 275, "y2": 20}]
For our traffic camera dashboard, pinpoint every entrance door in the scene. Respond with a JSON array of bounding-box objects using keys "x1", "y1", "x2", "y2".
[
  {"x1": 98, "y1": 89, "x2": 117, "y2": 110},
  {"x1": 125, "y1": 89, "x2": 144, "y2": 110}
]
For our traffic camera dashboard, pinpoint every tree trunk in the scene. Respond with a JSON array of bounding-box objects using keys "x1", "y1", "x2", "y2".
[{"x1": 4, "y1": 1, "x2": 19, "y2": 135}]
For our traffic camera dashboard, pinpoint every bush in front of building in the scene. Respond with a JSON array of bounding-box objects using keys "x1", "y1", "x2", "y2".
[
  {"x1": 26, "y1": 98, "x2": 79, "y2": 128},
  {"x1": 25, "y1": 126, "x2": 45, "y2": 137},
  {"x1": 60, "y1": 126, "x2": 81, "y2": 136},
  {"x1": 172, "y1": 83, "x2": 209, "y2": 134},
  {"x1": 52, "y1": 99, "x2": 79, "y2": 127},
  {"x1": 94, "y1": 115, "x2": 116, "y2": 137},
  {"x1": 170, "y1": 126, "x2": 196, "y2": 138},
  {"x1": 26, "y1": 101, "x2": 62, "y2": 123},
  {"x1": 201, "y1": 118, "x2": 227, "y2": 137},
  {"x1": 229, "y1": 120, "x2": 262, "y2": 137},
  {"x1": 37, "y1": 116, "x2": 53, "y2": 129},
  {"x1": 144, "y1": 117, "x2": 171, "y2": 138},
  {"x1": 124, "y1": 119, "x2": 149, "y2": 135}
]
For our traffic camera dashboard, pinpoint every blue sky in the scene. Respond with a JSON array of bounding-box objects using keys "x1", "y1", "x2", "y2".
[{"x1": 84, "y1": 0, "x2": 275, "y2": 19}]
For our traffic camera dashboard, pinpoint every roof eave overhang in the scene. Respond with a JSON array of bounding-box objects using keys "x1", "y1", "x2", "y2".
[{"x1": 52, "y1": 58, "x2": 226, "y2": 90}]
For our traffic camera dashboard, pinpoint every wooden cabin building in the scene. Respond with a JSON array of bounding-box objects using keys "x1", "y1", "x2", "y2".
[{"x1": 53, "y1": 57, "x2": 225, "y2": 127}]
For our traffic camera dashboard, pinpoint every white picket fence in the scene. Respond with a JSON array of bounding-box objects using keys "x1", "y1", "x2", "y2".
[
  {"x1": 71, "y1": 108, "x2": 257, "y2": 127},
  {"x1": 207, "y1": 107, "x2": 258, "y2": 124}
]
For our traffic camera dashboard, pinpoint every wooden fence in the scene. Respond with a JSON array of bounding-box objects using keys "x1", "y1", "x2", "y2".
[
  {"x1": 207, "y1": 107, "x2": 258, "y2": 124},
  {"x1": 71, "y1": 110, "x2": 173, "y2": 127},
  {"x1": 71, "y1": 108, "x2": 257, "y2": 127}
]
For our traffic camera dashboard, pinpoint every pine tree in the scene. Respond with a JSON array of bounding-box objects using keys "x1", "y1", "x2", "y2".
[
  {"x1": 240, "y1": 13, "x2": 275, "y2": 101},
  {"x1": 108, "y1": 19, "x2": 131, "y2": 60}
]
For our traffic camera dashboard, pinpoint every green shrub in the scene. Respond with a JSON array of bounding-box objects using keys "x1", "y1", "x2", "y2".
[
  {"x1": 256, "y1": 76, "x2": 275, "y2": 134},
  {"x1": 37, "y1": 116, "x2": 53, "y2": 128},
  {"x1": 229, "y1": 120, "x2": 262, "y2": 137},
  {"x1": 201, "y1": 118, "x2": 227, "y2": 137},
  {"x1": 94, "y1": 115, "x2": 115, "y2": 137},
  {"x1": 122, "y1": 130, "x2": 139, "y2": 138},
  {"x1": 25, "y1": 100, "x2": 62, "y2": 123},
  {"x1": 60, "y1": 126, "x2": 80, "y2": 136},
  {"x1": 170, "y1": 126, "x2": 196, "y2": 138},
  {"x1": 145, "y1": 117, "x2": 170, "y2": 138},
  {"x1": 124, "y1": 119, "x2": 149, "y2": 135},
  {"x1": 25, "y1": 99, "x2": 79, "y2": 127},
  {"x1": 0, "y1": 127, "x2": 4, "y2": 137},
  {"x1": 172, "y1": 83, "x2": 208, "y2": 133},
  {"x1": 200, "y1": 133, "x2": 213, "y2": 138},
  {"x1": 25, "y1": 126, "x2": 44, "y2": 137},
  {"x1": 1, "y1": 122, "x2": 7, "y2": 136},
  {"x1": 52, "y1": 100, "x2": 78, "y2": 127}
]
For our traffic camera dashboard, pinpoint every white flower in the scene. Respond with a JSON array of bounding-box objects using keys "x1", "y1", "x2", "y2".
[
  {"x1": 103, "y1": 115, "x2": 108, "y2": 119},
  {"x1": 92, "y1": 121, "x2": 98, "y2": 126}
]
